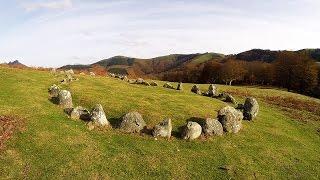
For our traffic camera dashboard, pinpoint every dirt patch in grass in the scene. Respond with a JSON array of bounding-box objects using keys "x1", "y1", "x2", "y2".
[
  {"x1": 0, "y1": 115, "x2": 25, "y2": 150},
  {"x1": 264, "y1": 96, "x2": 320, "y2": 117}
]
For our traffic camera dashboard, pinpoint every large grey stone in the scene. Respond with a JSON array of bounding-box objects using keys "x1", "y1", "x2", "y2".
[
  {"x1": 70, "y1": 106, "x2": 91, "y2": 121},
  {"x1": 203, "y1": 118, "x2": 223, "y2": 136},
  {"x1": 218, "y1": 106, "x2": 243, "y2": 133},
  {"x1": 182, "y1": 121, "x2": 202, "y2": 140},
  {"x1": 48, "y1": 84, "x2": 60, "y2": 98},
  {"x1": 58, "y1": 90, "x2": 73, "y2": 109},
  {"x1": 243, "y1": 97, "x2": 259, "y2": 120},
  {"x1": 191, "y1": 85, "x2": 201, "y2": 95},
  {"x1": 91, "y1": 104, "x2": 110, "y2": 126},
  {"x1": 120, "y1": 112, "x2": 146, "y2": 133},
  {"x1": 152, "y1": 118, "x2": 172, "y2": 138}
]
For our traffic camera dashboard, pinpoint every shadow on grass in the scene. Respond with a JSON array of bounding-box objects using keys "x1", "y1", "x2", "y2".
[
  {"x1": 49, "y1": 97, "x2": 59, "y2": 105},
  {"x1": 172, "y1": 125, "x2": 185, "y2": 139},
  {"x1": 108, "y1": 117, "x2": 122, "y2": 129}
]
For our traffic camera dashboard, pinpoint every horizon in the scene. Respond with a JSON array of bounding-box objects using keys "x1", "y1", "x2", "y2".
[{"x1": 1, "y1": 0, "x2": 320, "y2": 67}]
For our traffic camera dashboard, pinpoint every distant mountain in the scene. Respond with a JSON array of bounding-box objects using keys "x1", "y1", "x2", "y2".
[
  {"x1": 7, "y1": 60, "x2": 28, "y2": 68},
  {"x1": 60, "y1": 52, "x2": 225, "y2": 77},
  {"x1": 60, "y1": 49, "x2": 320, "y2": 77},
  {"x1": 235, "y1": 49, "x2": 320, "y2": 63}
]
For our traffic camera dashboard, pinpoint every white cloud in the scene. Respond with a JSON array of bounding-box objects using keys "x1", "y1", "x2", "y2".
[
  {"x1": 22, "y1": 0, "x2": 73, "y2": 12},
  {"x1": 0, "y1": 0, "x2": 320, "y2": 67}
]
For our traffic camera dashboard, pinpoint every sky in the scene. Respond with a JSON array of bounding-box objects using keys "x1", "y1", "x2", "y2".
[{"x1": 0, "y1": 0, "x2": 319, "y2": 67}]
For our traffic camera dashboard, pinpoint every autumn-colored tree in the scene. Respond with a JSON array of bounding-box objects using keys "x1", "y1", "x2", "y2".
[
  {"x1": 244, "y1": 61, "x2": 274, "y2": 85},
  {"x1": 219, "y1": 59, "x2": 247, "y2": 85},
  {"x1": 274, "y1": 52, "x2": 318, "y2": 93},
  {"x1": 90, "y1": 64, "x2": 107, "y2": 76},
  {"x1": 200, "y1": 61, "x2": 222, "y2": 83}
]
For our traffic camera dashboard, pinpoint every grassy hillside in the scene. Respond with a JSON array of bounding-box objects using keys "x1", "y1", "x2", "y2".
[{"x1": 0, "y1": 66, "x2": 319, "y2": 179}]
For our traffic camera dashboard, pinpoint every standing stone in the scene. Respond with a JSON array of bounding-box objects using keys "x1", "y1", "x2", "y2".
[
  {"x1": 208, "y1": 84, "x2": 217, "y2": 96},
  {"x1": 163, "y1": 82, "x2": 175, "y2": 89},
  {"x1": 177, "y1": 82, "x2": 183, "y2": 91},
  {"x1": 58, "y1": 90, "x2": 73, "y2": 109},
  {"x1": 182, "y1": 121, "x2": 202, "y2": 140},
  {"x1": 48, "y1": 84, "x2": 60, "y2": 98},
  {"x1": 243, "y1": 97, "x2": 259, "y2": 120},
  {"x1": 152, "y1": 118, "x2": 172, "y2": 138},
  {"x1": 120, "y1": 112, "x2": 146, "y2": 133},
  {"x1": 217, "y1": 106, "x2": 243, "y2": 133},
  {"x1": 91, "y1": 104, "x2": 110, "y2": 126},
  {"x1": 203, "y1": 118, "x2": 223, "y2": 136},
  {"x1": 70, "y1": 106, "x2": 91, "y2": 121},
  {"x1": 191, "y1": 85, "x2": 201, "y2": 95},
  {"x1": 150, "y1": 81, "x2": 158, "y2": 86},
  {"x1": 89, "y1": 72, "x2": 96, "y2": 76}
]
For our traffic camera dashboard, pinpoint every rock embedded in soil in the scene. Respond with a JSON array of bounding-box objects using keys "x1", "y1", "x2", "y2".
[
  {"x1": 58, "y1": 90, "x2": 73, "y2": 109},
  {"x1": 120, "y1": 112, "x2": 146, "y2": 133},
  {"x1": 191, "y1": 85, "x2": 201, "y2": 95},
  {"x1": 243, "y1": 97, "x2": 259, "y2": 120},
  {"x1": 91, "y1": 104, "x2": 110, "y2": 126},
  {"x1": 203, "y1": 118, "x2": 223, "y2": 136},
  {"x1": 70, "y1": 106, "x2": 91, "y2": 121},
  {"x1": 182, "y1": 121, "x2": 202, "y2": 140},
  {"x1": 217, "y1": 106, "x2": 243, "y2": 133},
  {"x1": 152, "y1": 118, "x2": 172, "y2": 138}
]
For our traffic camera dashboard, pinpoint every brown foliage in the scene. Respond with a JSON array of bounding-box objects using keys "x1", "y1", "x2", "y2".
[
  {"x1": 274, "y1": 52, "x2": 318, "y2": 93},
  {"x1": 0, "y1": 115, "x2": 25, "y2": 150},
  {"x1": 89, "y1": 64, "x2": 107, "y2": 76}
]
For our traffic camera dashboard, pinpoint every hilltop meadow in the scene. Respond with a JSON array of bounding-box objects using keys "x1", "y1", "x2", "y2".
[{"x1": 0, "y1": 66, "x2": 319, "y2": 179}]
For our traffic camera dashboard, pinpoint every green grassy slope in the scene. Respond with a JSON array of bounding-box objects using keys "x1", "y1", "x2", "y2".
[{"x1": 0, "y1": 67, "x2": 319, "y2": 179}]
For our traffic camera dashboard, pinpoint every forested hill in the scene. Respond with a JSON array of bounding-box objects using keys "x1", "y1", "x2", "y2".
[
  {"x1": 60, "y1": 49, "x2": 320, "y2": 75},
  {"x1": 59, "y1": 49, "x2": 320, "y2": 98}
]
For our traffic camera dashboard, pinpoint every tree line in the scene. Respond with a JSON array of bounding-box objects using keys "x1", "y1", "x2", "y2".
[{"x1": 162, "y1": 52, "x2": 320, "y2": 98}]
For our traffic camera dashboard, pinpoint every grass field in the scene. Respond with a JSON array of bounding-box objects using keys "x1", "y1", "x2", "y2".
[{"x1": 0, "y1": 66, "x2": 319, "y2": 179}]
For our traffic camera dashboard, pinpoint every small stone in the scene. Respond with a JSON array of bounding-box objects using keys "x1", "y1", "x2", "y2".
[{"x1": 70, "y1": 106, "x2": 91, "y2": 121}]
